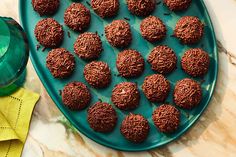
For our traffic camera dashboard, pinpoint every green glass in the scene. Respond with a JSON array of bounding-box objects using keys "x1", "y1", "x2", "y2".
[{"x1": 0, "y1": 17, "x2": 29, "y2": 96}]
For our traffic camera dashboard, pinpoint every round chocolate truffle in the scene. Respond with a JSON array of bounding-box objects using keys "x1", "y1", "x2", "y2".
[
  {"x1": 163, "y1": 0, "x2": 192, "y2": 11},
  {"x1": 62, "y1": 82, "x2": 91, "y2": 110},
  {"x1": 148, "y1": 45, "x2": 177, "y2": 74},
  {"x1": 142, "y1": 74, "x2": 170, "y2": 102},
  {"x1": 140, "y1": 16, "x2": 166, "y2": 42},
  {"x1": 116, "y1": 49, "x2": 144, "y2": 78},
  {"x1": 91, "y1": 0, "x2": 119, "y2": 18},
  {"x1": 174, "y1": 78, "x2": 202, "y2": 109},
  {"x1": 32, "y1": 0, "x2": 60, "y2": 16},
  {"x1": 34, "y1": 18, "x2": 64, "y2": 48},
  {"x1": 74, "y1": 32, "x2": 103, "y2": 60},
  {"x1": 87, "y1": 102, "x2": 117, "y2": 132},
  {"x1": 152, "y1": 104, "x2": 180, "y2": 133},
  {"x1": 126, "y1": 0, "x2": 156, "y2": 16},
  {"x1": 181, "y1": 48, "x2": 210, "y2": 77},
  {"x1": 46, "y1": 48, "x2": 75, "y2": 78},
  {"x1": 105, "y1": 20, "x2": 132, "y2": 48},
  {"x1": 174, "y1": 16, "x2": 204, "y2": 44},
  {"x1": 64, "y1": 3, "x2": 91, "y2": 32},
  {"x1": 111, "y1": 82, "x2": 140, "y2": 110},
  {"x1": 120, "y1": 113, "x2": 150, "y2": 143},
  {"x1": 84, "y1": 61, "x2": 111, "y2": 88}
]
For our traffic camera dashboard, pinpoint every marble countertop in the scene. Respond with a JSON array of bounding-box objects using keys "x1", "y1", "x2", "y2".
[{"x1": 1, "y1": 0, "x2": 236, "y2": 156}]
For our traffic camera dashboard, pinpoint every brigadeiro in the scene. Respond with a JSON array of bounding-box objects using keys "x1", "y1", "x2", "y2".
[
  {"x1": 105, "y1": 20, "x2": 132, "y2": 48},
  {"x1": 174, "y1": 78, "x2": 202, "y2": 109},
  {"x1": 152, "y1": 104, "x2": 180, "y2": 133},
  {"x1": 148, "y1": 45, "x2": 177, "y2": 74},
  {"x1": 116, "y1": 49, "x2": 144, "y2": 78},
  {"x1": 181, "y1": 48, "x2": 210, "y2": 77},
  {"x1": 62, "y1": 82, "x2": 91, "y2": 110},
  {"x1": 174, "y1": 16, "x2": 204, "y2": 44},
  {"x1": 120, "y1": 113, "x2": 150, "y2": 143},
  {"x1": 87, "y1": 102, "x2": 117, "y2": 132},
  {"x1": 142, "y1": 74, "x2": 170, "y2": 102},
  {"x1": 91, "y1": 0, "x2": 119, "y2": 18},
  {"x1": 74, "y1": 32, "x2": 103, "y2": 60},
  {"x1": 126, "y1": 0, "x2": 155, "y2": 16},
  {"x1": 163, "y1": 0, "x2": 192, "y2": 11},
  {"x1": 111, "y1": 82, "x2": 140, "y2": 110},
  {"x1": 32, "y1": 0, "x2": 60, "y2": 16},
  {"x1": 34, "y1": 18, "x2": 63, "y2": 48},
  {"x1": 140, "y1": 16, "x2": 166, "y2": 42},
  {"x1": 84, "y1": 61, "x2": 111, "y2": 88},
  {"x1": 46, "y1": 48, "x2": 75, "y2": 78},
  {"x1": 64, "y1": 3, "x2": 91, "y2": 32}
]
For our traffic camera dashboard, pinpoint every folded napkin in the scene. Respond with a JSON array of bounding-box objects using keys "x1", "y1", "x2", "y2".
[{"x1": 0, "y1": 88, "x2": 39, "y2": 157}]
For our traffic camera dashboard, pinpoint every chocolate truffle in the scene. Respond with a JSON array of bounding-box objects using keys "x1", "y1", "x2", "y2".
[
  {"x1": 32, "y1": 0, "x2": 60, "y2": 16},
  {"x1": 74, "y1": 32, "x2": 103, "y2": 60},
  {"x1": 116, "y1": 49, "x2": 144, "y2": 78},
  {"x1": 148, "y1": 45, "x2": 177, "y2": 74},
  {"x1": 174, "y1": 16, "x2": 204, "y2": 44},
  {"x1": 62, "y1": 82, "x2": 91, "y2": 110},
  {"x1": 126, "y1": 0, "x2": 155, "y2": 16},
  {"x1": 84, "y1": 61, "x2": 111, "y2": 88},
  {"x1": 64, "y1": 3, "x2": 91, "y2": 32},
  {"x1": 152, "y1": 104, "x2": 180, "y2": 133},
  {"x1": 46, "y1": 48, "x2": 75, "y2": 78},
  {"x1": 105, "y1": 20, "x2": 132, "y2": 48},
  {"x1": 181, "y1": 48, "x2": 210, "y2": 77},
  {"x1": 91, "y1": 0, "x2": 119, "y2": 18},
  {"x1": 34, "y1": 18, "x2": 64, "y2": 48},
  {"x1": 111, "y1": 82, "x2": 140, "y2": 110},
  {"x1": 163, "y1": 0, "x2": 192, "y2": 11},
  {"x1": 174, "y1": 78, "x2": 202, "y2": 109},
  {"x1": 120, "y1": 113, "x2": 150, "y2": 143},
  {"x1": 140, "y1": 16, "x2": 166, "y2": 42},
  {"x1": 87, "y1": 102, "x2": 117, "y2": 132},
  {"x1": 142, "y1": 74, "x2": 170, "y2": 102}
]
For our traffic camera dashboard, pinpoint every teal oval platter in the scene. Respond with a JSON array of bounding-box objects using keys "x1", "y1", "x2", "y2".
[{"x1": 19, "y1": 0, "x2": 218, "y2": 151}]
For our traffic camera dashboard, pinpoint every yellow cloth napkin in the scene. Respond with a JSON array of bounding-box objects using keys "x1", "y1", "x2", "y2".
[{"x1": 0, "y1": 88, "x2": 39, "y2": 157}]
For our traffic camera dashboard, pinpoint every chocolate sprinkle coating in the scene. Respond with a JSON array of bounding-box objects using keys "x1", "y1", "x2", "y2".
[
  {"x1": 120, "y1": 113, "x2": 150, "y2": 143},
  {"x1": 126, "y1": 0, "x2": 156, "y2": 16},
  {"x1": 62, "y1": 82, "x2": 91, "y2": 110},
  {"x1": 91, "y1": 0, "x2": 119, "y2": 18},
  {"x1": 181, "y1": 48, "x2": 210, "y2": 77},
  {"x1": 64, "y1": 3, "x2": 91, "y2": 32},
  {"x1": 148, "y1": 45, "x2": 177, "y2": 74},
  {"x1": 87, "y1": 102, "x2": 117, "y2": 132},
  {"x1": 142, "y1": 74, "x2": 170, "y2": 102},
  {"x1": 174, "y1": 16, "x2": 204, "y2": 44},
  {"x1": 32, "y1": 0, "x2": 60, "y2": 16},
  {"x1": 46, "y1": 48, "x2": 75, "y2": 78},
  {"x1": 111, "y1": 82, "x2": 140, "y2": 110},
  {"x1": 152, "y1": 104, "x2": 180, "y2": 133},
  {"x1": 116, "y1": 49, "x2": 144, "y2": 78},
  {"x1": 105, "y1": 20, "x2": 132, "y2": 48},
  {"x1": 74, "y1": 32, "x2": 103, "y2": 60},
  {"x1": 84, "y1": 61, "x2": 111, "y2": 88},
  {"x1": 140, "y1": 16, "x2": 167, "y2": 42},
  {"x1": 174, "y1": 78, "x2": 202, "y2": 109},
  {"x1": 34, "y1": 18, "x2": 64, "y2": 48},
  {"x1": 163, "y1": 0, "x2": 192, "y2": 11}
]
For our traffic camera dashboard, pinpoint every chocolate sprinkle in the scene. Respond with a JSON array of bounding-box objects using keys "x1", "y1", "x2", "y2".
[
  {"x1": 32, "y1": 0, "x2": 60, "y2": 16},
  {"x1": 91, "y1": 0, "x2": 119, "y2": 18},
  {"x1": 126, "y1": 0, "x2": 156, "y2": 16},
  {"x1": 163, "y1": 0, "x2": 192, "y2": 11}
]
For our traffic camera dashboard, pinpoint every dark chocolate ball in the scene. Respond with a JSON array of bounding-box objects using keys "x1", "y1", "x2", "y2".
[
  {"x1": 32, "y1": 0, "x2": 60, "y2": 16},
  {"x1": 126, "y1": 0, "x2": 156, "y2": 16},
  {"x1": 174, "y1": 78, "x2": 202, "y2": 109},
  {"x1": 62, "y1": 82, "x2": 91, "y2": 110},
  {"x1": 142, "y1": 74, "x2": 170, "y2": 102},
  {"x1": 163, "y1": 0, "x2": 192, "y2": 11},
  {"x1": 34, "y1": 18, "x2": 64, "y2": 48},
  {"x1": 91, "y1": 0, "x2": 119, "y2": 18},
  {"x1": 120, "y1": 113, "x2": 150, "y2": 143},
  {"x1": 87, "y1": 102, "x2": 117, "y2": 132}
]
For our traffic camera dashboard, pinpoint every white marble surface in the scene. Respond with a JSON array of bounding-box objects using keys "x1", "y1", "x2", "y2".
[{"x1": 1, "y1": 0, "x2": 236, "y2": 156}]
